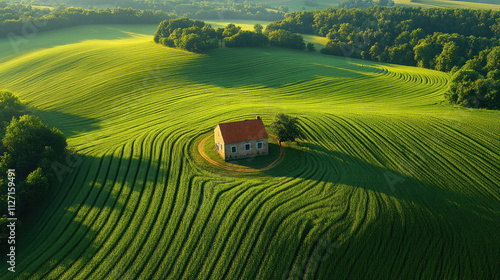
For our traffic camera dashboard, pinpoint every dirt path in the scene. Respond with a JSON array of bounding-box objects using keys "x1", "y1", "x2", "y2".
[{"x1": 198, "y1": 134, "x2": 285, "y2": 172}]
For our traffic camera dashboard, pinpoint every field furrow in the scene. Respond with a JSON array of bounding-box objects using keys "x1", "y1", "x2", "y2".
[{"x1": 0, "y1": 26, "x2": 498, "y2": 280}]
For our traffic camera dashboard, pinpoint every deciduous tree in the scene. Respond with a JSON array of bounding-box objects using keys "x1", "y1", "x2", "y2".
[
  {"x1": 307, "y1": 42, "x2": 315, "y2": 52},
  {"x1": 2, "y1": 115, "x2": 67, "y2": 177},
  {"x1": 0, "y1": 90, "x2": 24, "y2": 125},
  {"x1": 270, "y1": 114, "x2": 303, "y2": 144},
  {"x1": 222, "y1": 23, "x2": 241, "y2": 38},
  {"x1": 254, "y1": 23, "x2": 263, "y2": 33}
]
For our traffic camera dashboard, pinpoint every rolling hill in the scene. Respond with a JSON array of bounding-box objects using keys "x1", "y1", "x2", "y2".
[
  {"x1": 0, "y1": 25, "x2": 499, "y2": 279},
  {"x1": 249, "y1": 0, "x2": 500, "y2": 10},
  {"x1": 394, "y1": 0, "x2": 500, "y2": 10}
]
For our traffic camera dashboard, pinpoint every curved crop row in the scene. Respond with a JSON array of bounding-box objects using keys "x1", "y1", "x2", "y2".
[{"x1": 0, "y1": 27, "x2": 498, "y2": 280}]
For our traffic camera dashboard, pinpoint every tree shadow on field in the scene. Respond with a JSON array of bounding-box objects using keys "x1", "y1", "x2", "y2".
[
  {"x1": 30, "y1": 108, "x2": 102, "y2": 138},
  {"x1": 181, "y1": 47, "x2": 382, "y2": 89},
  {"x1": 1, "y1": 151, "x2": 167, "y2": 280},
  {"x1": 271, "y1": 142, "x2": 500, "y2": 279},
  {"x1": 264, "y1": 142, "x2": 499, "y2": 234}
]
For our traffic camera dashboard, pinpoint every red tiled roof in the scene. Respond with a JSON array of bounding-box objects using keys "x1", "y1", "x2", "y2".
[{"x1": 218, "y1": 118, "x2": 268, "y2": 144}]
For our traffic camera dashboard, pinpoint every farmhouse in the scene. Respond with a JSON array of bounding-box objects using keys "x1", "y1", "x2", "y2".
[{"x1": 214, "y1": 117, "x2": 269, "y2": 161}]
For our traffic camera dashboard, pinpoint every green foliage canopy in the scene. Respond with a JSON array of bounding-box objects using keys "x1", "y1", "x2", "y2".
[
  {"x1": 0, "y1": 1, "x2": 285, "y2": 38},
  {"x1": 269, "y1": 7, "x2": 500, "y2": 109},
  {"x1": 155, "y1": 18, "x2": 218, "y2": 53},
  {"x1": 224, "y1": 31, "x2": 268, "y2": 48},
  {"x1": 338, "y1": 0, "x2": 375, "y2": 9},
  {"x1": 3, "y1": 114, "x2": 67, "y2": 177},
  {"x1": 0, "y1": 91, "x2": 67, "y2": 252},
  {"x1": 447, "y1": 51, "x2": 500, "y2": 109},
  {"x1": 267, "y1": 30, "x2": 306, "y2": 50},
  {"x1": 270, "y1": 113, "x2": 303, "y2": 144},
  {"x1": 0, "y1": 90, "x2": 24, "y2": 125},
  {"x1": 155, "y1": 18, "x2": 306, "y2": 52},
  {"x1": 254, "y1": 23, "x2": 263, "y2": 34},
  {"x1": 307, "y1": 42, "x2": 315, "y2": 52}
]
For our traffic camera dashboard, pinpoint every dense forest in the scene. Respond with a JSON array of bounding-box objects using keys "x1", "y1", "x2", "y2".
[
  {"x1": 0, "y1": 0, "x2": 285, "y2": 38},
  {"x1": 2, "y1": 0, "x2": 285, "y2": 20},
  {"x1": 338, "y1": 0, "x2": 395, "y2": 9},
  {"x1": 266, "y1": 7, "x2": 500, "y2": 109},
  {"x1": 0, "y1": 3, "x2": 174, "y2": 37},
  {"x1": 0, "y1": 90, "x2": 68, "y2": 252},
  {"x1": 154, "y1": 17, "x2": 307, "y2": 52}
]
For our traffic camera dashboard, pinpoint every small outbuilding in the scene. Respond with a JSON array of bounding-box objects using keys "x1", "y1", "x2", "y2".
[{"x1": 214, "y1": 117, "x2": 269, "y2": 161}]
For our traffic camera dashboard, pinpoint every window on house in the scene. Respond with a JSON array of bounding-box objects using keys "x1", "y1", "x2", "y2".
[
  {"x1": 257, "y1": 142, "x2": 263, "y2": 149},
  {"x1": 231, "y1": 146, "x2": 237, "y2": 153},
  {"x1": 215, "y1": 143, "x2": 219, "y2": 151},
  {"x1": 245, "y1": 143, "x2": 251, "y2": 151}
]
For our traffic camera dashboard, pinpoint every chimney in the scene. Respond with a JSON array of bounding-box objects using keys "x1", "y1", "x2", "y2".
[{"x1": 256, "y1": 116, "x2": 261, "y2": 120}]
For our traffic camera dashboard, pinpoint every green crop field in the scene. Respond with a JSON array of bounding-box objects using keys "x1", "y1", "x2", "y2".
[
  {"x1": 252, "y1": 0, "x2": 341, "y2": 11},
  {"x1": 203, "y1": 20, "x2": 270, "y2": 30},
  {"x1": 0, "y1": 25, "x2": 499, "y2": 279},
  {"x1": 248, "y1": 0, "x2": 500, "y2": 10},
  {"x1": 394, "y1": 0, "x2": 500, "y2": 10}
]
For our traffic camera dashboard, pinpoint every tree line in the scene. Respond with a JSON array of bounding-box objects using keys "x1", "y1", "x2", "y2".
[
  {"x1": 265, "y1": 7, "x2": 500, "y2": 109},
  {"x1": 0, "y1": 3, "x2": 174, "y2": 38},
  {"x1": 0, "y1": 0, "x2": 285, "y2": 39},
  {"x1": 154, "y1": 18, "x2": 310, "y2": 53},
  {"x1": 154, "y1": 18, "x2": 219, "y2": 53},
  {"x1": 338, "y1": 0, "x2": 395, "y2": 9},
  {"x1": 75, "y1": 0, "x2": 285, "y2": 21},
  {"x1": 0, "y1": 90, "x2": 68, "y2": 252},
  {"x1": 447, "y1": 47, "x2": 500, "y2": 109}
]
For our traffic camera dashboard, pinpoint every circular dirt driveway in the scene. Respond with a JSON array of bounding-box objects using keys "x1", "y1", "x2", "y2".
[{"x1": 197, "y1": 134, "x2": 285, "y2": 172}]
